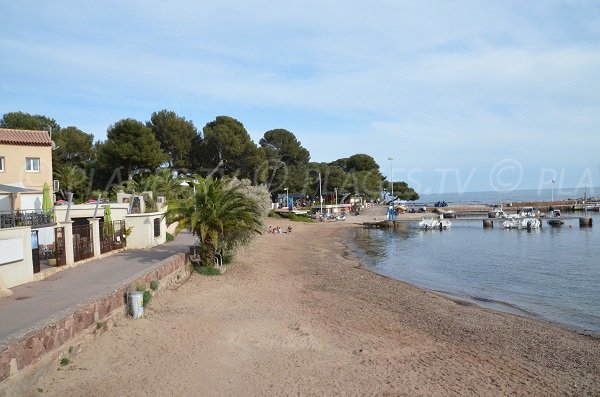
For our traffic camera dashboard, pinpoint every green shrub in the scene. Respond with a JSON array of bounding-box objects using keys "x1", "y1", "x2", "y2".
[
  {"x1": 150, "y1": 280, "x2": 159, "y2": 290},
  {"x1": 279, "y1": 212, "x2": 314, "y2": 223},
  {"x1": 166, "y1": 232, "x2": 174, "y2": 242},
  {"x1": 143, "y1": 290, "x2": 152, "y2": 306},
  {"x1": 60, "y1": 357, "x2": 70, "y2": 366},
  {"x1": 135, "y1": 283, "x2": 145, "y2": 292},
  {"x1": 195, "y1": 266, "x2": 221, "y2": 276},
  {"x1": 268, "y1": 210, "x2": 282, "y2": 219}
]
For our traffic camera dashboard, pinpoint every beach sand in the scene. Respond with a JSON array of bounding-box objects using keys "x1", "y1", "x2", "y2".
[{"x1": 28, "y1": 208, "x2": 600, "y2": 396}]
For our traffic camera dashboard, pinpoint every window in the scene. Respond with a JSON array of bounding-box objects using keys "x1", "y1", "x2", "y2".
[
  {"x1": 0, "y1": 157, "x2": 4, "y2": 172},
  {"x1": 153, "y1": 218, "x2": 161, "y2": 237},
  {"x1": 26, "y1": 157, "x2": 40, "y2": 172}
]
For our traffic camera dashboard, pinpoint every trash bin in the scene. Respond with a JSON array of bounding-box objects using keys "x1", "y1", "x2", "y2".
[{"x1": 129, "y1": 291, "x2": 144, "y2": 318}]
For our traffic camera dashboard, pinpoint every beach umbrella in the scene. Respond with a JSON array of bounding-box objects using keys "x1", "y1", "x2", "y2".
[
  {"x1": 103, "y1": 204, "x2": 114, "y2": 237},
  {"x1": 42, "y1": 182, "x2": 52, "y2": 214}
]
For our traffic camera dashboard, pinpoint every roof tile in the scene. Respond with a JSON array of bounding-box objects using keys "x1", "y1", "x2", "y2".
[{"x1": 0, "y1": 128, "x2": 52, "y2": 146}]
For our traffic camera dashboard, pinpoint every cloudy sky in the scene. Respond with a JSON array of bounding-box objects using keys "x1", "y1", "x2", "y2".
[{"x1": 1, "y1": 1, "x2": 599, "y2": 194}]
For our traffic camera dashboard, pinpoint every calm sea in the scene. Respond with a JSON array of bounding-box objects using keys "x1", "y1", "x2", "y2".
[
  {"x1": 353, "y1": 215, "x2": 600, "y2": 334},
  {"x1": 418, "y1": 186, "x2": 600, "y2": 205}
]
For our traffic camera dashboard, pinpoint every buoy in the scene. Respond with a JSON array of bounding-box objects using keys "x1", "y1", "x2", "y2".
[
  {"x1": 579, "y1": 217, "x2": 593, "y2": 228},
  {"x1": 483, "y1": 219, "x2": 493, "y2": 228}
]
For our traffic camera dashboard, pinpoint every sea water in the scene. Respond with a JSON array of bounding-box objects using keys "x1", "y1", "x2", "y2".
[
  {"x1": 353, "y1": 215, "x2": 600, "y2": 334},
  {"x1": 417, "y1": 186, "x2": 600, "y2": 205}
]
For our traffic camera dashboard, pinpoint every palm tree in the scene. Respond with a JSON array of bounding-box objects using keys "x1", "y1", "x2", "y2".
[
  {"x1": 168, "y1": 177, "x2": 263, "y2": 266},
  {"x1": 54, "y1": 164, "x2": 88, "y2": 202}
]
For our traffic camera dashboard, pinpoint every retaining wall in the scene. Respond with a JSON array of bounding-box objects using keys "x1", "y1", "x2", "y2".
[{"x1": 0, "y1": 252, "x2": 189, "y2": 397}]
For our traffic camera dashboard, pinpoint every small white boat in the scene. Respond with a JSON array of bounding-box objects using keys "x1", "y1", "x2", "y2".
[
  {"x1": 419, "y1": 215, "x2": 451, "y2": 230},
  {"x1": 502, "y1": 219, "x2": 520, "y2": 229},
  {"x1": 547, "y1": 209, "x2": 564, "y2": 227},
  {"x1": 517, "y1": 218, "x2": 541, "y2": 230},
  {"x1": 503, "y1": 217, "x2": 540, "y2": 230}
]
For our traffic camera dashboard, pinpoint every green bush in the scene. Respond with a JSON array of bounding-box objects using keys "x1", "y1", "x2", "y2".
[
  {"x1": 60, "y1": 357, "x2": 70, "y2": 366},
  {"x1": 279, "y1": 212, "x2": 314, "y2": 223},
  {"x1": 166, "y1": 232, "x2": 174, "y2": 242},
  {"x1": 150, "y1": 280, "x2": 159, "y2": 290},
  {"x1": 268, "y1": 210, "x2": 283, "y2": 219},
  {"x1": 195, "y1": 266, "x2": 221, "y2": 276},
  {"x1": 135, "y1": 283, "x2": 145, "y2": 292},
  {"x1": 143, "y1": 290, "x2": 152, "y2": 306}
]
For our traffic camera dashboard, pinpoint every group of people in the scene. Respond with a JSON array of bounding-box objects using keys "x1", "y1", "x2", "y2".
[{"x1": 268, "y1": 225, "x2": 292, "y2": 234}]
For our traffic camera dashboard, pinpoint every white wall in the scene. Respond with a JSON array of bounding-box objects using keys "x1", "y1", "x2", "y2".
[
  {"x1": 0, "y1": 226, "x2": 33, "y2": 288},
  {"x1": 125, "y1": 211, "x2": 167, "y2": 249},
  {"x1": 54, "y1": 203, "x2": 129, "y2": 223},
  {"x1": 20, "y1": 194, "x2": 43, "y2": 211}
]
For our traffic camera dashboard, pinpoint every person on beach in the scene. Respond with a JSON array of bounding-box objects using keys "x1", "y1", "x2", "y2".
[
  {"x1": 268, "y1": 226, "x2": 273, "y2": 234},
  {"x1": 287, "y1": 226, "x2": 292, "y2": 233}
]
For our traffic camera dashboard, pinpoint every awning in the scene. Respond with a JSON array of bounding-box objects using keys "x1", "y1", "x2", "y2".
[{"x1": 0, "y1": 183, "x2": 38, "y2": 194}]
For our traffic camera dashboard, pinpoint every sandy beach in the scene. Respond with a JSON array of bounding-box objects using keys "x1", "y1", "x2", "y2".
[{"x1": 28, "y1": 208, "x2": 600, "y2": 396}]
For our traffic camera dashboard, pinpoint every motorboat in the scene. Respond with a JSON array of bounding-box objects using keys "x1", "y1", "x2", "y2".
[
  {"x1": 547, "y1": 209, "x2": 564, "y2": 227},
  {"x1": 502, "y1": 218, "x2": 520, "y2": 229},
  {"x1": 503, "y1": 217, "x2": 540, "y2": 230},
  {"x1": 419, "y1": 215, "x2": 451, "y2": 230},
  {"x1": 488, "y1": 206, "x2": 508, "y2": 219},
  {"x1": 517, "y1": 218, "x2": 541, "y2": 230}
]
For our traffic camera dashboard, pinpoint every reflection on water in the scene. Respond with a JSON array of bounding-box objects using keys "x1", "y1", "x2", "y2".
[{"x1": 353, "y1": 217, "x2": 600, "y2": 334}]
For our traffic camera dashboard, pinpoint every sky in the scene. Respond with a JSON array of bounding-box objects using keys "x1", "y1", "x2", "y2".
[{"x1": 1, "y1": 1, "x2": 599, "y2": 195}]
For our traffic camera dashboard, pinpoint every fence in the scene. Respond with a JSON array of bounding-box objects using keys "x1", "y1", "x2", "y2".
[
  {"x1": 100, "y1": 220, "x2": 126, "y2": 254},
  {"x1": 0, "y1": 210, "x2": 54, "y2": 229},
  {"x1": 72, "y1": 224, "x2": 94, "y2": 262}
]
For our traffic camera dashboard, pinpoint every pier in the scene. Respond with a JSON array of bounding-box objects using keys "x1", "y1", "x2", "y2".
[{"x1": 362, "y1": 215, "x2": 592, "y2": 229}]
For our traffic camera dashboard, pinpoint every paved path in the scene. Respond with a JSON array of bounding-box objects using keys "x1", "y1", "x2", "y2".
[{"x1": 0, "y1": 232, "x2": 194, "y2": 346}]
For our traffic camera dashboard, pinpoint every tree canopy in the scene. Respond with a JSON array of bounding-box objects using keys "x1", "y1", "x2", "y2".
[
  {"x1": 260, "y1": 128, "x2": 310, "y2": 191},
  {"x1": 2, "y1": 110, "x2": 420, "y2": 202},
  {"x1": 193, "y1": 116, "x2": 267, "y2": 183},
  {"x1": 96, "y1": 118, "x2": 168, "y2": 179},
  {"x1": 0, "y1": 111, "x2": 60, "y2": 132},
  {"x1": 147, "y1": 110, "x2": 198, "y2": 170},
  {"x1": 52, "y1": 126, "x2": 95, "y2": 169}
]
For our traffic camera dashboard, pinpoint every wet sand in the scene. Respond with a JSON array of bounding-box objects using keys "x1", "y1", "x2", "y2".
[{"x1": 28, "y1": 208, "x2": 600, "y2": 396}]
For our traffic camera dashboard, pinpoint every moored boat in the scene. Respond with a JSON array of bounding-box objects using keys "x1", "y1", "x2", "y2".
[{"x1": 547, "y1": 209, "x2": 564, "y2": 227}]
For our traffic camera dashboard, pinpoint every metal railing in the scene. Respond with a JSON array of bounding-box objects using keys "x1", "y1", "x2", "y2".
[{"x1": 0, "y1": 210, "x2": 55, "y2": 229}]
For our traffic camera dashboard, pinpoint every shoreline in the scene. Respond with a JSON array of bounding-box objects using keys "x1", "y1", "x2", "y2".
[
  {"x1": 28, "y1": 213, "x2": 600, "y2": 396},
  {"x1": 349, "y1": 232, "x2": 598, "y2": 336}
]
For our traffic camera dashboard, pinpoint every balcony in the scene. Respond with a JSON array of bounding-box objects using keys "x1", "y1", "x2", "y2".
[{"x1": 0, "y1": 210, "x2": 55, "y2": 229}]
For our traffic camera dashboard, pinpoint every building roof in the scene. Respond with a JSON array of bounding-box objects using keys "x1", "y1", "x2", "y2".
[{"x1": 0, "y1": 128, "x2": 52, "y2": 146}]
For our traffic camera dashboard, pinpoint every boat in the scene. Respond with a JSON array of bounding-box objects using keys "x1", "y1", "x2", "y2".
[
  {"x1": 418, "y1": 215, "x2": 451, "y2": 230},
  {"x1": 547, "y1": 209, "x2": 564, "y2": 227},
  {"x1": 502, "y1": 218, "x2": 519, "y2": 229},
  {"x1": 517, "y1": 218, "x2": 541, "y2": 230},
  {"x1": 488, "y1": 205, "x2": 508, "y2": 219},
  {"x1": 503, "y1": 217, "x2": 540, "y2": 230}
]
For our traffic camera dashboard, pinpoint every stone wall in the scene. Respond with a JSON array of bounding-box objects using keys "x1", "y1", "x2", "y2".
[{"x1": 0, "y1": 252, "x2": 189, "y2": 397}]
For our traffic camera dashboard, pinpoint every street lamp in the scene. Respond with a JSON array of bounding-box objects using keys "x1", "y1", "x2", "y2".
[
  {"x1": 318, "y1": 172, "x2": 323, "y2": 216},
  {"x1": 284, "y1": 187, "x2": 289, "y2": 211},
  {"x1": 388, "y1": 157, "x2": 394, "y2": 199},
  {"x1": 551, "y1": 178, "x2": 556, "y2": 203},
  {"x1": 334, "y1": 188, "x2": 338, "y2": 205}
]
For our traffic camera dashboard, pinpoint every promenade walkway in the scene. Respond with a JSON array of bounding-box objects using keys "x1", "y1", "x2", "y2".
[{"x1": 0, "y1": 232, "x2": 194, "y2": 346}]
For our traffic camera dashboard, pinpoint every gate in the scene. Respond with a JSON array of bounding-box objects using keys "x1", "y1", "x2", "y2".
[
  {"x1": 31, "y1": 230, "x2": 40, "y2": 273},
  {"x1": 100, "y1": 220, "x2": 126, "y2": 254},
  {"x1": 54, "y1": 226, "x2": 66, "y2": 266},
  {"x1": 73, "y1": 224, "x2": 94, "y2": 262}
]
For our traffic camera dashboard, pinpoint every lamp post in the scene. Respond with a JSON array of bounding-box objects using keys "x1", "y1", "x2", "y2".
[
  {"x1": 388, "y1": 157, "x2": 394, "y2": 199},
  {"x1": 319, "y1": 172, "x2": 323, "y2": 216},
  {"x1": 551, "y1": 178, "x2": 555, "y2": 203},
  {"x1": 334, "y1": 188, "x2": 338, "y2": 205},
  {"x1": 284, "y1": 187, "x2": 289, "y2": 211}
]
